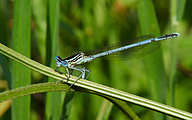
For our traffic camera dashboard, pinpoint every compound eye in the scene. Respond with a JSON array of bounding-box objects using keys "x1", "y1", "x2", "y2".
[
  {"x1": 55, "y1": 56, "x2": 59, "y2": 61},
  {"x1": 61, "y1": 61, "x2": 68, "y2": 67},
  {"x1": 55, "y1": 56, "x2": 62, "y2": 62}
]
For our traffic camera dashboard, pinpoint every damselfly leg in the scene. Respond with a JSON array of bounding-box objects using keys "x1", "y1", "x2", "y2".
[
  {"x1": 55, "y1": 65, "x2": 91, "y2": 88},
  {"x1": 54, "y1": 67, "x2": 71, "y2": 86},
  {"x1": 67, "y1": 66, "x2": 91, "y2": 87}
]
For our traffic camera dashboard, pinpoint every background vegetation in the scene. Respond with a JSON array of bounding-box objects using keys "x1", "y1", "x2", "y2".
[{"x1": 0, "y1": 0, "x2": 191, "y2": 120}]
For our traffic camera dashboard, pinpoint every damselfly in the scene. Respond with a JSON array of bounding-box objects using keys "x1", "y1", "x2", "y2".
[{"x1": 55, "y1": 33, "x2": 180, "y2": 87}]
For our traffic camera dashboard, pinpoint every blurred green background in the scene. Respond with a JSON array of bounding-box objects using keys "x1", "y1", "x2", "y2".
[{"x1": 0, "y1": 0, "x2": 192, "y2": 120}]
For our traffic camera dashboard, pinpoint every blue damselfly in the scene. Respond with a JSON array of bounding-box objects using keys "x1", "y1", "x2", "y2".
[{"x1": 55, "y1": 33, "x2": 180, "y2": 87}]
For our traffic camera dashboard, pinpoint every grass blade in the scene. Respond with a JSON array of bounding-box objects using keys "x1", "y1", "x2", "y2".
[
  {"x1": 59, "y1": 91, "x2": 75, "y2": 120},
  {"x1": 45, "y1": 0, "x2": 62, "y2": 120},
  {"x1": 138, "y1": 0, "x2": 165, "y2": 119},
  {"x1": 96, "y1": 99, "x2": 113, "y2": 120},
  {"x1": 167, "y1": 0, "x2": 185, "y2": 120},
  {"x1": 11, "y1": 0, "x2": 31, "y2": 120}
]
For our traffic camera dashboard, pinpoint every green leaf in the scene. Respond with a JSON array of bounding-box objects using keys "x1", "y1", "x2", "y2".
[
  {"x1": 96, "y1": 96, "x2": 140, "y2": 120},
  {"x1": 11, "y1": 0, "x2": 31, "y2": 120},
  {"x1": 45, "y1": 0, "x2": 62, "y2": 120},
  {"x1": 167, "y1": 1, "x2": 185, "y2": 120},
  {"x1": 138, "y1": 0, "x2": 166, "y2": 119},
  {"x1": 59, "y1": 91, "x2": 75, "y2": 120}
]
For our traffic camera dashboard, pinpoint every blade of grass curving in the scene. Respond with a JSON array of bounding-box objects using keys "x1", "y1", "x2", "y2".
[
  {"x1": 0, "y1": 43, "x2": 192, "y2": 119},
  {"x1": 45, "y1": 0, "x2": 62, "y2": 120},
  {"x1": 11, "y1": 0, "x2": 31, "y2": 120},
  {"x1": 96, "y1": 96, "x2": 140, "y2": 120},
  {"x1": 59, "y1": 91, "x2": 75, "y2": 120},
  {"x1": 138, "y1": 0, "x2": 166, "y2": 120},
  {"x1": 96, "y1": 99, "x2": 113, "y2": 120}
]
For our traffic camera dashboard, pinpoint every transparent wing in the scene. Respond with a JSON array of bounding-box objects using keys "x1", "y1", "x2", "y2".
[{"x1": 85, "y1": 35, "x2": 161, "y2": 60}]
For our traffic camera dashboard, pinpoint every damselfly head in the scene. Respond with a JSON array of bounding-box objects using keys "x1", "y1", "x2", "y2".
[
  {"x1": 55, "y1": 56, "x2": 63, "y2": 67},
  {"x1": 55, "y1": 56, "x2": 62, "y2": 62}
]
